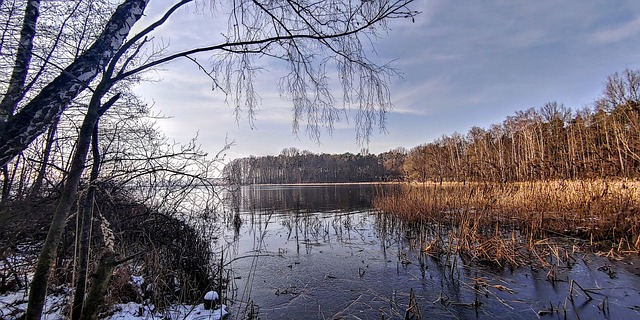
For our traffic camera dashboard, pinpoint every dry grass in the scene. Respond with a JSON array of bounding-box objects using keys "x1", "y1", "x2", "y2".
[{"x1": 374, "y1": 179, "x2": 640, "y2": 266}]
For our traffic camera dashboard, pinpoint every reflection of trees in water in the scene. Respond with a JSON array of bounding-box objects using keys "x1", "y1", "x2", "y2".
[
  {"x1": 235, "y1": 184, "x2": 392, "y2": 213},
  {"x1": 220, "y1": 185, "x2": 402, "y2": 257},
  {"x1": 221, "y1": 184, "x2": 403, "y2": 255}
]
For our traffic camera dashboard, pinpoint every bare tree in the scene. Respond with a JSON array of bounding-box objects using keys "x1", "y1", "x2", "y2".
[
  {"x1": 398, "y1": 70, "x2": 640, "y2": 184},
  {"x1": 0, "y1": 0, "x2": 148, "y2": 167},
  {"x1": 1, "y1": 0, "x2": 417, "y2": 167},
  {"x1": 597, "y1": 69, "x2": 640, "y2": 113},
  {"x1": 0, "y1": 0, "x2": 419, "y2": 318},
  {"x1": 0, "y1": 0, "x2": 40, "y2": 204}
]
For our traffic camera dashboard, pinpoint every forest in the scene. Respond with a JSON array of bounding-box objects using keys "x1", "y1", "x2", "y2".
[
  {"x1": 227, "y1": 69, "x2": 640, "y2": 185},
  {"x1": 223, "y1": 148, "x2": 406, "y2": 184}
]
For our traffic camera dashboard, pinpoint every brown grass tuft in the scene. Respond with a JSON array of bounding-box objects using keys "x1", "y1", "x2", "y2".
[{"x1": 374, "y1": 179, "x2": 640, "y2": 266}]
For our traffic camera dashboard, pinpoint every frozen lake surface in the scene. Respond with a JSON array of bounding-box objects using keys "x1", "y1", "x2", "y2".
[{"x1": 218, "y1": 184, "x2": 640, "y2": 319}]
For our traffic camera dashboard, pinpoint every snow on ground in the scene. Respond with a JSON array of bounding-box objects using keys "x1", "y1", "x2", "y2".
[
  {"x1": 1, "y1": 253, "x2": 228, "y2": 320},
  {"x1": 108, "y1": 302, "x2": 227, "y2": 320},
  {"x1": 1, "y1": 290, "x2": 228, "y2": 320},
  {"x1": 0, "y1": 288, "x2": 68, "y2": 319}
]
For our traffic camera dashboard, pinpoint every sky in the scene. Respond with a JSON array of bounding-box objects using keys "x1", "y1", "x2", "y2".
[{"x1": 133, "y1": 0, "x2": 640, "y2": 160}]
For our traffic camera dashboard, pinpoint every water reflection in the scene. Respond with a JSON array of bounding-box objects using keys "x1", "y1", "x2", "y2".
[
  {"x1": 237, "y1": 184, "x2": 383, "y2": 212},
  {"x1": 218, "y1": 184, "x2": 640, "y2": 320}
]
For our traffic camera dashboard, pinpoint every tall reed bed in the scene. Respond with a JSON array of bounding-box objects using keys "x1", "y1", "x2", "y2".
[{"x1": 374, "y1": 179, "x2": 640, "y2": 266}]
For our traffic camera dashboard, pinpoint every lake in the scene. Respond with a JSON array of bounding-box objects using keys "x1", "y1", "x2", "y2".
[{"x1": 216, "y1": 184, "x2": 640, "y2": 319}]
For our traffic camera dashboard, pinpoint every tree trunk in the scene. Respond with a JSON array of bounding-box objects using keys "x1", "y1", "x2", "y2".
[
  {"x1": 70, "y1": 92, "x2": 119, "y2": 320},
  {"x1": 0, "y1": 0, "x2": 40, "y2": 122},
  {"x1": 1, "y1": 165, "x2": 9, "y2": 205},
  {"x1": 25, "y1": 95, "x2": 101, "y2": 320},
  {"x1": 24, "y1": 83, "x2": 120, "y2": 319},
  {"x1": 80, "y1": 250, "x2": 117, "y2": 320},
  {"x1": 0, "y1": 0, "x2": 149, "y2": 168},
  {"x1": 71, "y1": 123, "x2": 102, "y2": 320},
  {"x1": 30, "y1": 116, "x2": 60, "y2": 197},
  {"x1": 0, "y1": 0, "x2": 40, "y2": 207}
]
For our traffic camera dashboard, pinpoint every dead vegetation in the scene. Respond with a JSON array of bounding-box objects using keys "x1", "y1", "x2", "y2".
[
  {"x1": 0, "y1": 186, "x2": 218, "y2": 316},
  {"x1": 374, "y1": 179, "x2": 640, "y2": 267}
]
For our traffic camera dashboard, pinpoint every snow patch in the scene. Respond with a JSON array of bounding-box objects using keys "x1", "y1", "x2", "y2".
[
  {"x1": 130, "y1": 275, "x2": 144, "y2": 288},
  {"x1": 0, "y1": 287, "x2": 68, "y2": 319},
  {"x1": 1, "y1": 274, "x2": 226, "y2": 320},
  {"x1": 204, "y1": 291, "x2": 218, "y2": 301},
  {"x1": 107, "y1": 303, "x2": 228, "y2": 320}
]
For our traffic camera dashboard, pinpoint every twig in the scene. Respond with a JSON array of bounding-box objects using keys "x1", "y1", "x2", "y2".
[{"x1": 570, "y1": 279, "x2": 593, "y2": 301}]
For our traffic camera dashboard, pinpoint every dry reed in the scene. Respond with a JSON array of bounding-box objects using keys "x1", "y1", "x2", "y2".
[{"x1": 374, "y1": 179, "x2": 640, "y2": 266}]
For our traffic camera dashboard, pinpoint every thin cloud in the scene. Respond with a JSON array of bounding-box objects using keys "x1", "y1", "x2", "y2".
[
  {"x1": 593, "y1": 16, "x2": 640, "y2": 44},
  {"x1": 132, "y1": 1, "x2": 640, "y2": 159},
  {"x1": 391, "y1": 76, "x2": 454, "y2": 115}
]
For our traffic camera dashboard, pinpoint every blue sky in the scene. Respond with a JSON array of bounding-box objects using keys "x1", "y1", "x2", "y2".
[{"x1": 134, "y1": 0, "x2": 640, "y2": 160}]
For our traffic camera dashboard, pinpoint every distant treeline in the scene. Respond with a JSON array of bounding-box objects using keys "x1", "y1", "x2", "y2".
[
  {"x1": 225, "y1": 69, "x2": 640, "y2": 184},
  {"x1": 223, "y1": 148, "x2": 406, "y2": 184}
]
